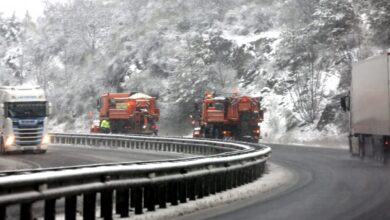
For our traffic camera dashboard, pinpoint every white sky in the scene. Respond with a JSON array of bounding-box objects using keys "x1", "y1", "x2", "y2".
[{"x1": 0, "y1": 0, "x2": 63, "y2": 20}]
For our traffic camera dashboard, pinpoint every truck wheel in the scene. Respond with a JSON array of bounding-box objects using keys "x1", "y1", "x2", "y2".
[
  {"x1": 358, "y1": 135, "x2": 365, "y2": 159},
  {"x1": 349, "y1": 135, "x2": 359, "y2": 156},
  {"x1": 35, "y1": 149, "x2": 47, "y2": 154},
  {"x1": 362, "y1": 135, "x2": 376, "y2": 159},
  {"x1": 0, "y1": 137, "x2": 3, "y2": 154},
  {"x1": 372, "y1": 136, "x2": 386, "y2": 164}
]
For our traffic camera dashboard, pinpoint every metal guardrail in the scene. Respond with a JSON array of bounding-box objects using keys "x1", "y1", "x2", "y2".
[{"x1": 0, "y1": 133, "x2": 271, "y2": 220}]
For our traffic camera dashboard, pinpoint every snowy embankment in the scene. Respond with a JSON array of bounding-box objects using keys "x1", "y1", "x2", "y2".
[
  {"x1": 51, "y1": 163, "x2": 292, "y2": 220},
  {"x1": 128, "y1": 163, "x2": 292, "y2": 220},
  {"x1": 261, "y1": 128, "x2": 348, "y2": 149}
]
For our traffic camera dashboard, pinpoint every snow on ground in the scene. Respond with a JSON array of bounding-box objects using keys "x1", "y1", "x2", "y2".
[
  {"x1": 221, "y1": 29, "x2": 280, "y2": 47},
  {"x1": 261, "y1": 128, "x2": 348, "y2": 149},
  {"x1": 47, "y1": 163, "x2": 292, "y2": 220}
]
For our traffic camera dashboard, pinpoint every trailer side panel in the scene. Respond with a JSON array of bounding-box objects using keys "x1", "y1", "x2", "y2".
[{"x1": 352, "y1": 55, "x2": 390, "y2": 135}]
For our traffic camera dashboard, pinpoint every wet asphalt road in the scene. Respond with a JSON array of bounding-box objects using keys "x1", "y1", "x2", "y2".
[
  {"x1": 0, "y1": 144, "x2": 188, "y2": 171},
  {"x1": 0, "y1": 144, "x2": 190, "y2": 219},
  {"x1": 177, "y1": 144, "x2": 390, "y2": 220}
]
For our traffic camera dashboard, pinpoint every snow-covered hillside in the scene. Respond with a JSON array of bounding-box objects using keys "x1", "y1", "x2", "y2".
[{"x1": 1, "y1": 0, "x2": 389, "y2": 146}]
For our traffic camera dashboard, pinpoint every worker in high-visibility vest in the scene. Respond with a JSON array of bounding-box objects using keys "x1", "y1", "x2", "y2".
[{"x1": 100, "y1": 119, "x2": 110, "y2": 133}]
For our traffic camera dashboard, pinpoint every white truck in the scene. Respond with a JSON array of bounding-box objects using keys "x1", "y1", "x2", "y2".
[
  {"x1": 0, "y1": 86, "x2": 51, "y2": 153},
  {"x1": 341, "y1": 54, "x2": 390, "y2": 163}
]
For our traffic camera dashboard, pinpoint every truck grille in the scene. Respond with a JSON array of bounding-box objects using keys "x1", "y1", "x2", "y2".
[{"x1": 13, "y1": 125, "x2": 44, "y2": 146}]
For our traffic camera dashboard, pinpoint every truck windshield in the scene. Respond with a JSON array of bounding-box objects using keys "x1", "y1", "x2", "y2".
[
  {"x1": 208, "y1": 102, "x2": 225, "y2": 110},
  {"x1": 6, "y1": 102, "x2": 47, "y2": 118}
]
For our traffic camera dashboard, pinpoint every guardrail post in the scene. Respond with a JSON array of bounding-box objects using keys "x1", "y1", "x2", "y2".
[
  {"x1": 44, "y1": 199, "x2": 56, "y2": 220},
  {"x1": 254, "y1": 164, "x2": 260, "y2": 179},
  {"x1": 245, "y1": 169, "x2": 250, "y2": 184},
  {"x1": 116, "y1": 188, "x2": 129, "y2": 217},
  {"x1": 226, "y1": 171, "x2": 232, "y2": 190},
  {"x1": 248, "y1": 168, "x2": 253, "y2": 183},
  {"x1": 203, "y1": 175, "x2": 210, "y2": 197},
  {"x1": 241, "y1": 169, "x2": 246, "y2": 184},
  {"x1": 101, "y1": 190, "x2": 113, "y2": 220},
  {"x1": 239, "y1": 169, "x2": 245, "y2": 185},
  {"x1": 221, "y1": 172, "x2": 227, "y2": 191},
  {"x1": 65, "y1": 195, "x2": 77, "y2": 220},
  {"x1": 145, "y1": 185, "x2": 156, "y2": 211},
  {"x1": 179, "y1": 180, "x2": 187, "y2": 203},
  {"x1": 250, "y1": 166, "x2": 255, "y2": 182},
  {"x1": 130, "y1": 188, "x2": 135, "y2": 209},
  {"x1": 209, "y1": 175, "x2": 216, "y2": 194},
  {"x1": 232, "y1": 170, "x2": 237, "y2": 188},
  {"x1": 216, "y1": 174, "x2": 222, "y2": 193},
  {"x1": 197, "y1": 177, "x2": 204, "y2": 199},
  {"x1": 0, "y1": 206, "x2": 5, "y2": 220},
  {"x1": 258, "y1": 162, "x2": 265, "y2": 178},
  {"x1": 20, "y1": 203, "x2": 32, "y2": 220},
  {"x1": 168, "y1": 182, "x2": 179, "y2": 205},
  {"x1": 132, "y1": 187, "x2": 143, "y2": 214},
  {"x1": 247, "y1": 167, "x2": 252, "y2": 183},
  {"x1": 83, "y1": 193, "x2": 96, "y2": 220},
  {"x1": 236, "y1": 170, "x2": 242, "y2": 185},
  {"x1": 158, "y1": 184, "x2": 167, "y2": 208},
  {"x1": 188, "y1": 178, "x2": 196, "y2": 200}
]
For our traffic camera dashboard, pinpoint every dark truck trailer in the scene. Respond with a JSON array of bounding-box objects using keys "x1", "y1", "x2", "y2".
[{"x1": 342, "y1": 54, "x2": 390, "y2": 162}]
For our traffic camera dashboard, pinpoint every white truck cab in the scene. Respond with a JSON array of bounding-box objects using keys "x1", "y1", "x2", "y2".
[{"x1": 0, "y1": 86, "x2": 51, "y2": 153}]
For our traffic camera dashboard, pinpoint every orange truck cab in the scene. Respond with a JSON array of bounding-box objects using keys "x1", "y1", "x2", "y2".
[
  {"x1": 92, "y1": 92, "x2": 159, "y2": 135},
  {"x1": 192, "y1": 92, "x2": 263, "y2": 142}
]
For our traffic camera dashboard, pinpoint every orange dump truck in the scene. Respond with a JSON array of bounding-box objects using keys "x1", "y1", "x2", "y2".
[
  {"x1": 191, "y1": 92, "x2": 264, "y2": 142},
  {"x1": 91, "y1": 92, "x2": 159, "y2": 135}
]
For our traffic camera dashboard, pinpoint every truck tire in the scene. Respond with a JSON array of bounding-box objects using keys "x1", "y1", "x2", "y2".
[
  {"x1": 372, "y1": 136, "x2": 386, "y2": 164},
  {"x1": 362, "y1": 135, "x2": 375, "y2": 159},
  {"x1": 35, "y1": 149, "x2": 47, "y2": 154},
  {"x1": 0, "y1": 137, "x2": 4, "y2": 154},
  {"x1": 349, "y1": 135, "x2": 360, "y2": 156},
  {"x1": 358, "y1": 135, "x2": 365, "y2": 159}
]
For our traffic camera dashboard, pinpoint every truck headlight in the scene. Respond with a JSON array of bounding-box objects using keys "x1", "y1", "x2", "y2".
[
  {"x1": 42, "y1": 135, "x2": 51, "y2": 145},
  {"x1": 5, "y1": 135, "x2": 15, "y2": 147}
]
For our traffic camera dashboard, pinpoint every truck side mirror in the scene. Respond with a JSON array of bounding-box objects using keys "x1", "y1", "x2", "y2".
[
  {"x1": 259, "y1": 109, "x2": 264, "y2": 120},
  {"x1": 194, "y1": 103, "x2": 199, "y2": 111},
  {"x1": 340, "y1": 96, "x2": 350, "y2": 112},
  {"x1": 0, "y1": 104, "x2": 4, "y2": 117},
  {"x1": 96, "y1": 98, "x2": 101, "y2": 110}
]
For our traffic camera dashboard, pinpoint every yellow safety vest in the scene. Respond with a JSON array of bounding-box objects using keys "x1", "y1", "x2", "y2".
[{"x1": 101, "y1": 120, "x2": 110, "y2": 129}]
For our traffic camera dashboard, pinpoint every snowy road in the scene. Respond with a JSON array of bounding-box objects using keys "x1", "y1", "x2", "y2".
[
  {"x1": 0, "y1": 145, "x2": 189, "y2": 171},
  {"x1": 176, "y1": 144, "x2": 390, "y2": 220}
]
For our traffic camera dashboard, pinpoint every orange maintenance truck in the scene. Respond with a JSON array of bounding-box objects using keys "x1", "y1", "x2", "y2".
[
  {"x1": 191, "y1": 92, "x2": 264, "y2": 142},
  {"x1": 91, "y1": 92, "x2": 159, "y2": 135}
]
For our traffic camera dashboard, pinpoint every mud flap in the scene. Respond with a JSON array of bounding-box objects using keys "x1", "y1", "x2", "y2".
[
  {"x1": 349, "y1": 135, "x2": 360, "y2": 156},
  {"x1": 363, "y1": 136, "x2": 374, "y2": 158},
  {"x1": 372, "y1": 136, "x2": 386, "y2": 164},
  {"x1": 359, "y1": 135, "x2": 386, "y2": 164}
]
